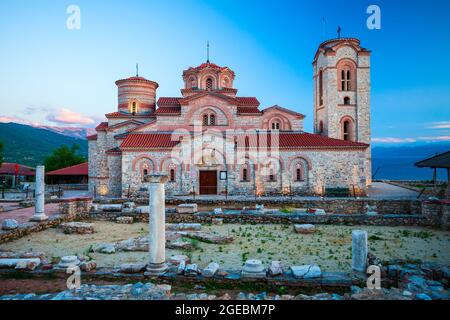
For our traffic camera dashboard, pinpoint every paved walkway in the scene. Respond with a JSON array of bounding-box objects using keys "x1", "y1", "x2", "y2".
[
  {"x1": 0, "y1": 203, "x2": 59, "y2": 224},
  {"x1": 366, "y1": 182, "x2": 419, "y2": 199}
]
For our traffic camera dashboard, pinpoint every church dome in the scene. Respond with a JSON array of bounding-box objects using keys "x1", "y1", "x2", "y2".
[
  {"x1": 115, "y1": 75, "x2": 159, "y2": 115},
  {"x1": 182, "y1": 61, "x2": 235, "y2": 91}
]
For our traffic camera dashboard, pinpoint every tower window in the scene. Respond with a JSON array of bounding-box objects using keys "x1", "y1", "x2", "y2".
[
  {"x1": 341, "y1": 69, "x2": 353, "y2": 91},
  {"x1": 131, "y1": 101, "x2": 138, "y2": 114},
  {"x1": 319, "y1": 120, "x2": 324, "y2": 134},
  {"x1": 143, "y1": 169, "x2": 148, "y2": 176},
  {"x1": 344, "y1": 97, "x2": 350, "y2": 105},
  {"x1": 343, "y1": 120, "x2": 351, "y2": 141},
  {"x1": 206, "y1": 78, "x2": 213, "y2": 90},
  {"x1": 269, "y1": 169, "x2": 275, "y2": 182},
  {"x1": 319, "y1": 70, "x2": 324, "y2": 105},
  {"x1": 296, "y1": 168, "x2": 302, "y2": 181},
  {"x1": 203, "y1": 114, "x2": 209, "y2": 126},
  {"x1": 169, "y1": 169, "x2": 175, "y2": 182},
  {"x1": 209, "y1": 114, "x2": 216, "y2": 125},
  {"x1": 242, "y1": 168, "x2": 248, "y2": 181}
]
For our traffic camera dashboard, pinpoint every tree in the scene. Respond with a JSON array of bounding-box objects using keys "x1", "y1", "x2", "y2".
[
  {"x1": 0, "y1": 140, "x2": 4, "y2": 167},
  {"x1": 44, "y1": 144, "x2": 86, "y2": 172}
]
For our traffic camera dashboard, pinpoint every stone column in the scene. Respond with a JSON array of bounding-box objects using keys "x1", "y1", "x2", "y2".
[
  {"x1": 145, "y1": 173, "x2": 169, "y2": 276},
  {"x1": 352, "y1": 230, "x2": 367, "y2": 273},
  {"x1": 30, "y1": 166, "x2": 48, "y2": 222}
]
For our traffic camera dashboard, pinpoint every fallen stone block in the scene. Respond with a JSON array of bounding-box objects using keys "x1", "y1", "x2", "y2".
[
  {"x1": 59, "y1": 222, "x2": 95, "y2": 234},
  {"x1": 57, "y1": 256, "x2": 80, "y2": 269},
  {"x1": 169, "y1": 255, "x2": 190, "y2": 266},
  {"x1": 166, "y1": 239, "x2": 194, "y2": 250},
  {"x1": 93, "y1": 243, "x2": 116, "y2": 254},
  {"x1": 15, "y1": 259, "x2": 39, "y2": 271},
  {"x1": 176, "y1": 203, "x2": 198, "y2": 214},
  {"x1": 116, "y1": 216, "x2": 134, "y2": 224},
  {"x1": 115, "y1": 237, "x2": 148, "y2": 252},
  {"x1": 184, "y1": 232, "x2": 233, "y2": 244},
  {"x1": 119, "y1": 263, "x2": 147, "y2": 274},
  {"x1": 211, "y1": 218, "x2": 223, "y2": 225},
  {"x1": 80, "y1": 261, "x2": 97, "y2": 272},
  {"x1": 185, "y1": 264, "x2": 200, "y2": 276},
  {"x1": 268, "y1": 261, "x2": 284, "y2": 276},
  {"x1": 291, "y1": 265, "x2": 322, "y2": 279},
  {"x1": 0, "y1": 258, "x2": 41, "y2": 269},
  {"x1": 121, "y1": 202, "x2": 136, "y2": 213},
  {"x1": 166, "y1": 223, "x2": 202, "y2": 231},
  {"x1": 294, "y1": 224, "x2": 316, "y2": 234},
  {"x1": 203, "y1": 262, "x2": 219, "y2": 277},
  {"x1": 2, "y1": 219, "x2": 19, "y2": 231},
  {"x1": 242, "y1": 259, "x2": 266, "y2": 278}
]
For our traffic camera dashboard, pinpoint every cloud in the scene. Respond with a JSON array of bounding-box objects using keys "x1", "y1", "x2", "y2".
[
  {"x1": 417, "y1": 136, "x2": 450, "y2": 142},
  {"x1": 372, "y1": 137, "x2": 417, "y2": 143},
  {"x1": 427, "y1": 121, "x2": 450, "y2": 129},
  {"x1": 46, "y1": 108, "x2": 95, "y2": 126},
  {"x1": 0, "y1": 116, "x2": 41, "y2": 126}
]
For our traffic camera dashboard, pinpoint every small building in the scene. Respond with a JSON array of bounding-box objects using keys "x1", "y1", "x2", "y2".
[
  {"x1": 46, "y1": 162, "x2": 88, "y2": 185},
  {"x1": 415, "y1": 151, "x2": 450, "y2": 198},
  {"x1": 0, "y1": 162, "x2": 35, "y2": 187}
]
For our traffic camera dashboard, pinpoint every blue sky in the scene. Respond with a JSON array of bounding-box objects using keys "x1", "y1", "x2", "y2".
[{"x1": 0, "y1": 0, "x2": 449, "y2": 145}]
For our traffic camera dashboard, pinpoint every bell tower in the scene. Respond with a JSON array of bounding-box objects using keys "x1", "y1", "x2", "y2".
[{"x1": 312, "y1": 37, "x2": 372, "y2": 184}]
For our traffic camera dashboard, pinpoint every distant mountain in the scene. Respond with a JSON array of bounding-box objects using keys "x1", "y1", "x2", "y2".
[
  {"x1": 35, "y1": 125, "x2": 90, "y2": 140},
  {"x1": 372, "y1": 143, "x2": 450, "y2": 181},
  {"x1": 0, "y1": 122, "x2": 88, "y2": 167}
]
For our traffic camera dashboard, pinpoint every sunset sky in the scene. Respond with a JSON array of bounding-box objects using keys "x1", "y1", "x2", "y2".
[{"x1": 0, "y1": 0, "x2": 449, "y2": 145}]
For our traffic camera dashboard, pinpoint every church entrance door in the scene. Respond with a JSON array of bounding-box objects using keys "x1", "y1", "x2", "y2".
[{"x1": 199, "y1": 171, "x2": 217, "y2": 195}]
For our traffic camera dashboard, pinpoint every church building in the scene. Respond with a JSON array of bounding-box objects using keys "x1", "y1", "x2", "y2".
[{"x1": 88, "y1": 38, "x2": 372, "y2": 198}]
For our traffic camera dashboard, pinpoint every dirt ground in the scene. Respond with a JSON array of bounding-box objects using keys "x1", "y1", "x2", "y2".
[{"x1": 1, "y1": 221, "x2": 449, "y2": 271}]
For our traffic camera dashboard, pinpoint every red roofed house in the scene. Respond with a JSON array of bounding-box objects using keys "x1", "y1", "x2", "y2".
[
  {"x1": 0, "y1": 163, "x2": 35, "y2": 187},
  {"x1": 89, "y1": 38, "x2": 371, "y2": 197},
  {"x1": 46, "y1": 162, "x2": 88, "y2": 185}
]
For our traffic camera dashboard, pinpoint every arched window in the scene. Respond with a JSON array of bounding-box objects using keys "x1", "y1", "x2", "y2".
[
  {"x1": 143, "y1": 169, "x2": 148, "y2": 177},
  {"x1": 202, "y1": 113, "x2": 216, "y2": 126},
  {"x1": 222, "y1": 77, "x2": 229, "y2": 88},
  {"x1": 319, "y1": 120, "x2": 324, "y2": 134},
  {"x1": 206, "y1": 78, "x2": 213, "y2": 90},
  {"x1": 344, "y1": 97, "x2": 351, "y2": 105},
  {"x1": 296, "y1": 168, "x2": 302, "y2": 181},
  {"x1": 189, "y1": 77, "x2": 197, "y2": 88},
  {"x1": 319, "y1": 70, "x2": 324, "y2": 105},
  {"x1": 131, "y1": 101, "x2": 138, "y2": 114},
  {"x1": 271, "y1": 121, "x2": 281, "y2": 130},
  {"x1": 242, "y1": 168, "x2": 248, "y2": 181},
  {"x1": 338, "y1": 60, "x2": 356, "y2": 92},
  {"x1": 269, "y1": 169, "x2": 275, "y2": 182},
  {"x1": 169, "y1": 169, "x2": 175, "y2": 182},
  {"x1": 343, "y1": 120, "x2": 351, "y2": 141}
]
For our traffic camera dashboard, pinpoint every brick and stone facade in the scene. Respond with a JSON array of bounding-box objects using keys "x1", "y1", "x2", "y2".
[{"x1": 88, "y1": 38, "x2": 372, "y2": 198}]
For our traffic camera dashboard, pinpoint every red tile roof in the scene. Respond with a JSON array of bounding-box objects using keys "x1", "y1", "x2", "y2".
[
  {"x1": 236, "y1": 97, "x2": 260, "y2": 106},
  {"x1": 155, "y1": 107, "x2": 181, "y2": 115},
  {"x1": 121, "y1": 134, "x2": 180, "y2": 149},
  {"x1": 0, "y1": 163, "x2": 35, "y2": 176},
  {"x1": 46, "y1": 162, "x2": 88, "y2": 176},
  {"x1": 120, "y1": 132, "x2": 368, "y2": 149},
  {"x1": 95, "y1": 122, "x2": 108, "y2": 131},
  {"x1": 237, "y1": 107, "x2": 262, "y2": 114},
  {"x1": 236, "y1": 132, "x2": 369, "y2": 149},
  {"x1": 87, "y1": 134, "x2": 98, "y2": 141},
  {"x1": 157, "y1": 97, "x2": 182, "y2": 106}
]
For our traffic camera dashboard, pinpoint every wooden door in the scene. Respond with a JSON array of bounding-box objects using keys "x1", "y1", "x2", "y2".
[{"x1": 199, "y1": 171, "x2": 217, "y2": 195}]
